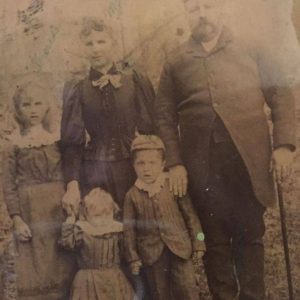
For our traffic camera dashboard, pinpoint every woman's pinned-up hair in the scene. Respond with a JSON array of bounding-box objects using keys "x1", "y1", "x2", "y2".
[{"x1": 80, "y1": 17, "x2": 114, "y2": 40}]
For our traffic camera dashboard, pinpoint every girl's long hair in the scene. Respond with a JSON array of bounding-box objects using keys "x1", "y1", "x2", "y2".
[{"x1": 13, "y1": 78, "x2": 57, "y2": 135}]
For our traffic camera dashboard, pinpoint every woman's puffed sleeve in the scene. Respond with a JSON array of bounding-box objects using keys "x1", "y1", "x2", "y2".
[
  {"x1": 2, "y1": 146, "x2": 21, "y2": 217},
  {"x1": 117, "y1": 232, "x2": 126, "y2": 262},
  {"x1": 59, "y1": 222, "x2": 83, "y2": 250},
  {"x1": 60, "y1": 81, "x2": 86, "y2": 184},
  {"x1": 132, "y1": 70, "x2": 156, "y2": 134}
]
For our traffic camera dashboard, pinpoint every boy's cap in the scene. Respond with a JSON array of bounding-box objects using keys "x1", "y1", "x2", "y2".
[{"x1": 131, "y1": 135, "x2": 165, "y2": 152}]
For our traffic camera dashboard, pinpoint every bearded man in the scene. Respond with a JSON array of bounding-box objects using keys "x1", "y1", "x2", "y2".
[{"x1": 155, "y1": 1, "x2": 296, "y2": 299}]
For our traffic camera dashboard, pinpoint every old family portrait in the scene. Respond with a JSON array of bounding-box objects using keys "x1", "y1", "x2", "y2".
[{"x1": 0, "y1": 0, "x2": 299, "y2": 299}]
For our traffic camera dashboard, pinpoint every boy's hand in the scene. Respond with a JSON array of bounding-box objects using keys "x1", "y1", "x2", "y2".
[
  {"x1": 192, "y1": 250, "x2": 205, "y2": 261},
  {"x1": 168, "y1": 165, "x2": 188, "y2": 197},
  {"x1": 130, "y1": 260, "x2": 143, "y2": 275},
  {"x1": 13, "y1": 216, "x2": 32, "y2": 242}
]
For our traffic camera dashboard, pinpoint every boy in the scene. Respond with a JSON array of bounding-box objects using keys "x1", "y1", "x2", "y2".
[{"x1": 123, "y1": 135, "x2": 206, "y2": 300}]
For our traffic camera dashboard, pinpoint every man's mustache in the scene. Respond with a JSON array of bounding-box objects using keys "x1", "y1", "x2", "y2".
[{"x1": 198, "y1": 19, "x2": 211, "y2": 27}]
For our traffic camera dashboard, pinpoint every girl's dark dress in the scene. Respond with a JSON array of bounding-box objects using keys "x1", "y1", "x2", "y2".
[
  {"x1": 60, "y1": 222, "x2": 134, "y2": 300},
  {"x1": 3, "y1": 134, "x2": 76, "y2": 300},
  {"x1": 61, "y1": 66, "x2": 155, "y2": 207}
]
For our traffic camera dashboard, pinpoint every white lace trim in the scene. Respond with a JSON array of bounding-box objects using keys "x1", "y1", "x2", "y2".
[
  {"x1": 9, "y1": 124, "x2": 59, "y2": 148},
  {"x1": 135, "y1": 172, "x2": 167, "y2": 198}
]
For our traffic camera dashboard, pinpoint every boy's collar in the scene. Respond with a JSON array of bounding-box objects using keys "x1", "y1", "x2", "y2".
[{"x1": 135, "y1": 172, "x2": 167, "y2": 198}]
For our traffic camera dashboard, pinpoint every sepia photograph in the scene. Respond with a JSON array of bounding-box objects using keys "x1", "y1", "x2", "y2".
[{"x1": 0, "y1": 0, "x2": 299, "y2": 299}]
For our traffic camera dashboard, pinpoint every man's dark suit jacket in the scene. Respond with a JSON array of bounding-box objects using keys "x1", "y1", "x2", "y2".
[{"x1": 155, "y1": 28, "x2": 296, "y2": 207}]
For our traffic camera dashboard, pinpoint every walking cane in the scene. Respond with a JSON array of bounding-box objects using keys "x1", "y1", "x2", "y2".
[{"x1": 276, "y1": 180, "x2": 294, "y2": 300}]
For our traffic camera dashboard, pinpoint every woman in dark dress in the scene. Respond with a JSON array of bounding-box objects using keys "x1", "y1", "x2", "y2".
[
  {"x1": 60, "y1": 18, "x2": 155, "y2": 213},
  {"x1": 60, "y1": 18, "x2": 155, "y2": 299}
]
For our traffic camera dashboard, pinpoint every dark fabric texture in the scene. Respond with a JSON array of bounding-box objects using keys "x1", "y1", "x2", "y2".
[
  {"x1": 190, "y1": 138, "x2": 266, "y2": 300},
  {"x1": 143, "y1": 247, "x2": 199, "y2": 300},
  {"x1": 60, "y1": 223, "x2": 134, "y2": 300},
  {"x1": 155, "y1": 27, "x2": 296, "y2": 207},
  {"x1": 61, "y1": 67, "x2": 155, "y2": 185},
  {"x1": 2, "y1": 144, "x2": 76, "y2": 300},
  {"x1": 3, "y1": 143, "x2": 64, "y2": 216},
  {"x1": 123, "y1": 179, "x2": 205, "y2": 266},
  {"x1": 60, "y1": 223, "x2": 123, "y2": 268}
]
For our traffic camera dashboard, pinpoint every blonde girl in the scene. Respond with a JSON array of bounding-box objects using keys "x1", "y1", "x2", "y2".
[{"x1": 3, "y1": 77, "x2": 75, "y2": 300}]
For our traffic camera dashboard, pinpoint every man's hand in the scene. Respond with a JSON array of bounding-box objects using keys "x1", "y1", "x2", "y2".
[
  {"x1": 130, "y1": 260, "x2": 143, "y2": 275},
  {"x1": 271, "y1": 146, "x2": 295, "y2": 188},
  {"x1": 13, "y1": 216, "x2": 32, "y2": 242},
  {"x1": 62, "y1": 181, "x2": 81, "y2": 216},
  {"x1": 168, "y1": 165, "x2": 188, "y2": 197}
]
